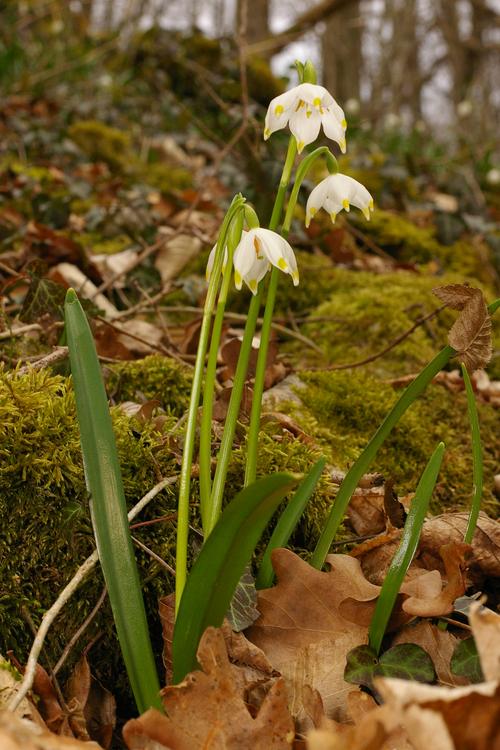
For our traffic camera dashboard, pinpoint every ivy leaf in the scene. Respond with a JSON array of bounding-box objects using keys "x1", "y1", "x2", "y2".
[
  {"x1": 378, "y1": 643, "x2": 436, "y2": 682},
  {"x1": 226, "y1": 566, "x2": 259, "y2": 632},
  {"x1": 345, "y1": 643, "x2": 436, "y2": 689},
  {"x1": 344, "y1": 645, "x2": 379, "y2": 689},
  {"x1": 450, "y1": 636, "x2": 484, "y2": 684}
]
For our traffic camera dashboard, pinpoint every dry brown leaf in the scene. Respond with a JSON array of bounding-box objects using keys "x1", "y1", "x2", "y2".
[
  {"x1": 0, "y1": 710, "x2": 102, "y2": 750},
  {"x1": 64, "y1": 655, "x2": 116, "y2": 749},
  {"x1": 347, "y1": 488, "x2": 386, "y2": 537},
  {"x1": 154, "y1": 233, "x2": 202, "y2": 283},
  {"x1": 419, "y1": 512, "x2": 500, "y2": 581},
  {"x1": 391, "y1": 621, "x2": 469, "y2": 687},
  {"x1": 123, "y1": 627, "x2": 294, "y2": 749},
  {"x1": 448, "y1": 289, "x2": 492, "y2": 372},
  {"x1": 402, "y1": 542, "x2": 470, "y2": 617},
  {"x1": 433, "y1": 284, "x2": 476, "y2": 310},
  {"x1": 247, "y1": 549, "x2": 381, "y2": 725},
  {"x1": 469, "y1": 603, "x2": 500, "y2": 681},
  {"x1": 376, "y1": 677, "x2": 500, "y2": 750}
]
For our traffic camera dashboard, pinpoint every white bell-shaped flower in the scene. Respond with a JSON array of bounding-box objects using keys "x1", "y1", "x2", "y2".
[
  {"x1": 305, "y1": 173, "x2": 374, "y2": 227},
  {"x1": 264, "y1": 83, "x2": 347, "y2": 154},
  {"x1": 233, "y1": 228, "x2": 299, "y2": 294},
  {"x1": 206, "y1": 244, "x2": 229, "y2": 281}
]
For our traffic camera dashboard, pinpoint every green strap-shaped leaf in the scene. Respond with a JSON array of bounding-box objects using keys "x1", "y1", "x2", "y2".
[
  {"x1": 256, "y1": 457, "x2": 326, "y2": 590},
  {"x1": 65, "y1": 289, "x2": 162, "y2": 714},
  {"x1": 369, "y1": 441, "x2": 445, "y2": 655},
  {"x1": 172, "y1": 472, "x2": 297, "y2": 683}
]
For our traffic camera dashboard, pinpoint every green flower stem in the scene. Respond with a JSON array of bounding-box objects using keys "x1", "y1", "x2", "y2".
[
  {"x1": 64, "y1": 289, "x2": 162, "y2": 714},
  {"x1": 176, "y1": 195, "x2": 245, "y2": 610},
  {"x1": 310, "y1": 297, "x2": 500, "y2": 571},
  {"x1": 244, "y1": 146, "x2": 336, "y2": 487},
  {"x1": 206, "y1": 138, "x2": 298, "y2": 535},
  {"x1": 368, "y1": 441, "x2": 445, "y2": 655},
  {"x1": 199, "y1": 211, "x2": 244, "y2": 533},
  {"x1": 462, "y1": 363, "x2": 483, "y2": 544}
]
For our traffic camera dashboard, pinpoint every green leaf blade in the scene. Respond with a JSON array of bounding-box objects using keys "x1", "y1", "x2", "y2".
[{"x1": 172, "y1": 472, "x2": 297, "y2": 683}]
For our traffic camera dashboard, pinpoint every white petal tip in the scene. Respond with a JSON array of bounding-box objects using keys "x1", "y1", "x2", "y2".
[
  {"x1": 340, "y1": 139, "x2": 346, "y2": 153},
  {"x1": 297, "y1": 140, "x2": 305, "y2": 153}
]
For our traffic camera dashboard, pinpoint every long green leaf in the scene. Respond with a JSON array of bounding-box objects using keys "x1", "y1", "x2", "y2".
[
  {"x1": 461, "y1": 363, "x2": 483, "y2": 544},
  {"x1": 256, "y1": 457, "x2": 326, "y2": 589},
  {"x1": 172, "y1": 472, "x2": 297, "y2": 683},
  {"x1": 368, "y1": 441, "x2": 445, "y2": 655},
  {"x1": 64, "y1": 288, "x2": 162, "y2": 714}
]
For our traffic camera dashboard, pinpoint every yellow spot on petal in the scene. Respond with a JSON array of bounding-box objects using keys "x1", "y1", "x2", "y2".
[
  {"x1": 275, "y1": 105, "x2": 284, "y2": 116},
  {"x1": 341, "y1": 118, "x2": 347, "y2": 129},
  {"x1": 342, "y1": 199, "x2": 350, "y2": 211},
  {"x1": 278, "y1": 257, "x2": 288, "y2": 271},
  {"x1": 234, "y1": 271, "x2": 242, "y2": 288},
  {"x1": 313, "y1": 97, "x2": 322, "y2": 108},
  {"x1": 249, "y1": 279, "x2": 257, "y2": 293},
  {"x1": 292, "y1": 271, "x2": 299, "y2": 285},
  {"x1": 362, "y1": 207, "x2": 370, "y2": 220},
  {"x1": 264, "y1": 127, "x2": 271, "y2": 139},
  {"x1": 306, "y1": 109, "x2": 312, "y2": 118},
  {"x1": 297, "y1": 140, "x2": 305, "y2": 153},
  {"x1": 340, "y1": 138, "x2": 346, "y2": 153},
  {"x1": 310, "y1": 207, "x2": 317, "y2": 217},
  {"x1": 330, "y1": 212, "x2": 337, "y2": 224},
  {"x1": 369, "y1": 198, "x2": 374, "y2": 210}
]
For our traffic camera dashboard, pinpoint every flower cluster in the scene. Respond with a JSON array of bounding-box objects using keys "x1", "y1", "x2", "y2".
[{"x1": 207, "y1": 71, "x2": 374, "y2": 293}]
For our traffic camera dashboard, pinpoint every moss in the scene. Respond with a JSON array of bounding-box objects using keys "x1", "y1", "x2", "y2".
[
  {"x1": 283, "y1": 370, "x2": 499, "y2": 518},
  {"x1": 67, "y1": 120, "x2": 133, "y2": 170},
  {"x1": 0, "y1": 366, "x2": 181, "y2": 710},
  {"x1": 81, "y1": 233, "x2": 132, "y2": 255},
  {"x1": 246, "y1": 58, "x2": 286, "y2": 105},
  {"x1": 360, "y1": 209, "x2": 494, "y2": 282},
  {"x1": 105, "y1": 354, "x2": 192, "y2": 416},
  {"x1": 291, "y1": 267, "x2": 499, "y2": 377},
  {"x1": 134, "y1": 161, "x2": 192, "y2": 193}
]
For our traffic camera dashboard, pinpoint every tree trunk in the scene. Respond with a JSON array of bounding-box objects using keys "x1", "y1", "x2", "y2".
[
  {"x1": 237, "y1": 0, "x2": 269, "y2": 46},
  {"x1": 321, "y1": 0, "x2": 361, "y2": 103}
]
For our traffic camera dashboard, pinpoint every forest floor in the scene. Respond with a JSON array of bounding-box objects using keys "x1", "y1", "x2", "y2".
[{"x1": 0, "y1": 31, "x2": 499, "y2": 750}]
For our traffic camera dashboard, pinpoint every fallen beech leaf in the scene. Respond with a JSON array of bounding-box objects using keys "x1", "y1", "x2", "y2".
[
  {"x1": 376, "y1": 677, "x2": 500, "y2": 750},
  {"x1": 346, "y1": 487, "x2": 386, "y2": 536},
  {"x1": 247, "y1": 549, "x2": 380, "y2": 724},
  {"x1": 402, "y1": 542, "x2": 470, "y2": 617},
  {"x1": 392, "y1": 621, "x2": 469, "y2": 686},
  {"x1": 469, "y1": 603, "x2": 500, "y2": 681},
  {"x1": 433, "y1": 284, "x2": 476, "y2": 310},
  {"x1": 115, "y1": 318, "x2": 164, "y2": 355},
  {"x1": 448, "y1": 289, "x2": 492, "y2": 372},
  {"x1": 383, "y1": 480, "x2": 406, "y2": 528},
  {"x1": 154, "y1": 233, "x2": 202, "y2": 283},
  {"x1": 0, "y1": 710, "x2": 101, "y2": 749},
  {"x1": 123, "y1": 627, "x2": 294, "y2": 749}
]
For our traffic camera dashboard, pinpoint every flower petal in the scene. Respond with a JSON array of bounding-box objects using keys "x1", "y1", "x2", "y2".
[
  {"x1": 264, "y1": 88, "x2": 298, "y2": 139},
  {"x1": 321, "y1": 111, "x2": 347, "y2": 152},
  {"x1": 306, "y1": 180, "x2": 330, "y2": 227},
  {"x1": 288, "y1": 107, "x2": 322, "y2": 153}
]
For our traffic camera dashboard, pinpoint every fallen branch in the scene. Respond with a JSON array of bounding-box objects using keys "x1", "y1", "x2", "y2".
[{"x1": 8, "y1": 475, "x2": 178, "y2": 712}]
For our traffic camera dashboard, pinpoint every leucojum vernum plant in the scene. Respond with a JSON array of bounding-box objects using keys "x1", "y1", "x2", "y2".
[{"x1": 13, "y1": 60, "x2": 497, "y2": 715}]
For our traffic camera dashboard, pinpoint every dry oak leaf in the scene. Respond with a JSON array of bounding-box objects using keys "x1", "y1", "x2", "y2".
[
  {"x1": 246, "y1": 548, "x2": 381, "y2": 725},
  {"x1": 376, "y1": 677, "x2": 500, "y2": 750},
  {"x1": 123, "y1": 627, "x2": 294, "y2": 750},
  {"x1": 64, "y1": 655, "x2": 116, "y2": 748},
  {"x1": 402, "y1": 542, "x2": 470, "y2": 618},
  {"x1": 469, "y1": 602, "x2": 500, "y2": 681},
  {"x1": 434, "y1": 285, "x2": 492, "y2": 372},
  {"x1": 0, "y1": 710, "x2": 101, "y2": 750}
]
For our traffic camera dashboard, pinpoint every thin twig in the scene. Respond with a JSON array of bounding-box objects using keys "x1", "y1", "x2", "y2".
[
  {"x1": 52, "y1": 587, "x2": 108, "y2": 676},
  {"x1": 16, "y1": 346, "x2": 69, "y2": 375},
  {"x1": 131, "y1": 536, "x2": 176, "y2": 577},
  {"x1": 8, "y1": 475, "x2": 178, "y2": 712},
  {"x1": 304, "y1": 305, "x2": 445, "y2": 371},
  {"x1": 0, "y1": 323, "x2": 42, "y2": 340}
]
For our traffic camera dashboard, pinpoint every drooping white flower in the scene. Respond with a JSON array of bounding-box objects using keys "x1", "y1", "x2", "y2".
[
  {"x1": 264, "y1": 83, "x2": 347, "y2": 154},
  {"x1": 233, "y1": 228, "x2": 299, "y2": 294},
  {"x1": 306, "y1": 173, "x2": 374, "y2": 227}
]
